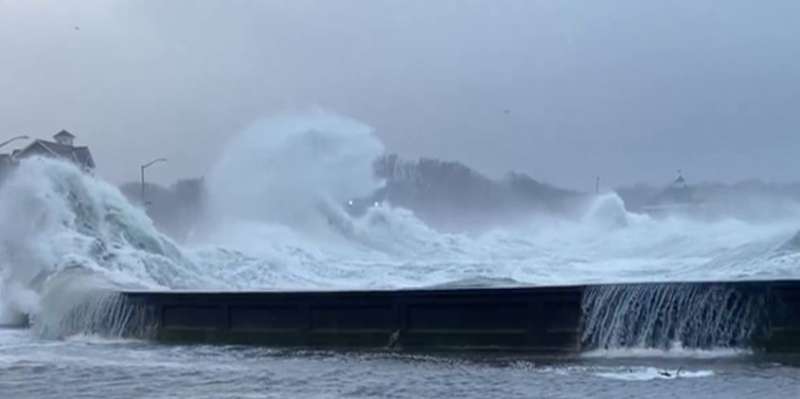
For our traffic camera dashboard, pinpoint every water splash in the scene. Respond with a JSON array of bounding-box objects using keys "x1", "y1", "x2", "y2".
[
  {"x1": 581, "y1": 283, "x2": 769, "y2": 350},
  {"x1": 36, "y1": 291, "x2": 156, "y2": 339},
  {"x1": 1, "y1": 112, "x2": 799, "y2": 341},
  {"x1": 0, "y1": 157, "x2": 207, "y2": 337},
  {"x1": 205, "y1": 110, "x2": 385, "y2": 237}
]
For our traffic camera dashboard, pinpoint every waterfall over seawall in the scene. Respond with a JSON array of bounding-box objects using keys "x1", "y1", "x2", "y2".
[
  {"x1": 81, "y1": 280, "x2": 800, "y2": 352},
  {"x1": 35, "y1": 291, "x2": 157, "y2": 339},
  {"x1": 581, "y1": 283, "x2": 770, "y2": 350}
]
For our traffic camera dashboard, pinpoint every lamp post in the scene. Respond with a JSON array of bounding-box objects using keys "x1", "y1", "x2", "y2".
[
  {"x1": 140, "y1": 157, "x2": 167, "y2": 206},
  {"x1": 0, "y1": 135, "x2": 29, "y2": 151}
]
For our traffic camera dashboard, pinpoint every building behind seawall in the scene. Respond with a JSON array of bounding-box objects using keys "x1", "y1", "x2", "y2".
[{"x1": 0, "y1": 130, "x2": 95, "y2": 182}]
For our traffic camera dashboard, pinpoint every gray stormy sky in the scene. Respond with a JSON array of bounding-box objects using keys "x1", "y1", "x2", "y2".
[{"x1": 1, "y1": 0, "x2": 798, "y2": 191}]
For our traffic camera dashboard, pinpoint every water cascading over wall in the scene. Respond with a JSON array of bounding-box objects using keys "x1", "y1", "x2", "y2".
[
  {"x1": 35, "y1": 292, "x2": 158, "y2": 339},
  {"x1": 581, "y1": 283, "x2": 770, "y2": 350}
]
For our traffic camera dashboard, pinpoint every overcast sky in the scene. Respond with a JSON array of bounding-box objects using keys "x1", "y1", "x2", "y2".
[{"x1": 1, "y1": 0, "x2": 798, "y2": 190}]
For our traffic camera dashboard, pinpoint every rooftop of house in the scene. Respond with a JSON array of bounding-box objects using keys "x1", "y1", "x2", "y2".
[
  {"x1": 54, "y1": 129, "x2": 75, "y2": 139},
  {"x1": 14, "y1": 131, "x2": 95, "y2": 169}
]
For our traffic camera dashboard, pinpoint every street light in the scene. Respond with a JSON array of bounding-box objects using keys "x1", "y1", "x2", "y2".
[
  {"x1": 140, "y1": 157, "x2": 167, "y2": 206},
  {"x1": 0, "y1": 135, "x2": 30, "y2": 151}
]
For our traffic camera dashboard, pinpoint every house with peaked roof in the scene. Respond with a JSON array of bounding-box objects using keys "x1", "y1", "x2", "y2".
[{"x1": 14, "y1": 130, "x2": 96, "y2": 171}]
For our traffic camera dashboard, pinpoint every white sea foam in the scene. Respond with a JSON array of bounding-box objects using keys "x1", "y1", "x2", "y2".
[
  {"x1": 582, "y1": 345, "x2": 751, "y2": 359},
  {"x1": 594, "y1": 367, "x2": 715, "y2": 381},
  {"x1": 0, "y1": 111, "x2": 799, "y2": 341},
  {"x1": 532, "y1": 365, "x2": 716, "y2": 381}
]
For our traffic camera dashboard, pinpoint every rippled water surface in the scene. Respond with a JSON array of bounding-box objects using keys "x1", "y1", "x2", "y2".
[{"x1": 2, "y1": 329, "x2": 799, "y2": 399}]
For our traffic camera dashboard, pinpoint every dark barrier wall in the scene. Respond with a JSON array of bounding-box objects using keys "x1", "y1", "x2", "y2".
[
  {"x1": 121, "y1": 280, "x2": 800, "y2": 353},
  {"x1": 766, "y1": 280, "x2": 800, "y2": 352},
  {"x1": 123, "y1": 286, "x2": 583, "y2": 352}
]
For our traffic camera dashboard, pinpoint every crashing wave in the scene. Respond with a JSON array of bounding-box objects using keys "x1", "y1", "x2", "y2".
[
  {"x1": 1, "y1": 112, "x2": 800, "y2": 341},
  {"x1": 0, "y1": 157, "x2": 209, "y2": 336}
]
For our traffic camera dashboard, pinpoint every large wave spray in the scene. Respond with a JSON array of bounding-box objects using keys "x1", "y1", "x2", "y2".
[
  {"x1": 0, "y1": 157, "x2": 214, "y2": 335},
  {"x1": 0, "y1": 111, "x2": 799, "y2": 344},
  {"x1": 206, "y1": 111, "x2": 384, "y2": 238}
]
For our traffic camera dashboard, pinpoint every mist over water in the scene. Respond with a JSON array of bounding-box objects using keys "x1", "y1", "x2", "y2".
[
  {"x1": 1, "y1": 111, "x2": 799, "y2": 342},
  {"x1": 206, "y1": 112, "x2": 385, "y2": 237}
]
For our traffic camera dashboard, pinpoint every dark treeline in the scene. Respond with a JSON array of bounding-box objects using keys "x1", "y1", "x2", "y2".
[
  {"x1": 117, "y1": 156, "x2": 800, "y2": 240},
  {"x1": 117, "y1": 155, "x2": 587, "y2": 238},
  {"x1": 368, "y1": 154, "x2": 585, "y2": 230}
]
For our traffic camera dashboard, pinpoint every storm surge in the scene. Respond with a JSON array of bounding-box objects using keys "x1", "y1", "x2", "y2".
[
  {"x1": 0, "y1": 156, "x2": 214, "y2": 335},
  {"x1": 1, "y1": 111, "x2": 799, "y2": 348}
]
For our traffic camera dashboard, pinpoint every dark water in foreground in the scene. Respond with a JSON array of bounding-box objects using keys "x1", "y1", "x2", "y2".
[{"x1": 1, "y1": 329, "x2": 798, "y2": 399}]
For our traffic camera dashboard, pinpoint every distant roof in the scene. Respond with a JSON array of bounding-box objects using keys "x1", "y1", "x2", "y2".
[
  {"x1": 54, "y1": 130, "x2": 75, "y2": 139},
  {"x1": 16, "y1": 139, "x2": 95, "y2": 169}
]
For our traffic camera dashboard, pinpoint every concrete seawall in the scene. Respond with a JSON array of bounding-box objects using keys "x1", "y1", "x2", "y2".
[{"x1": 120, "y1": 280, "x2": 800, "y2": 353}]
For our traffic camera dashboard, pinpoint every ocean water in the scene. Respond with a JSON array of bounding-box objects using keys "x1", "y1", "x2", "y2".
[
  {"x1": 2, "y1": 328, "x2": 799, "y2": 398},
  {"x1": 1, "y1": 112, "x2": 799, "y2": 397}
]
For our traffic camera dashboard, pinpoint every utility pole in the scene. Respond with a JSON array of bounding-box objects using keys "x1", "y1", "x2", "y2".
[
  {"x1": 140, "y1": 158, "x2": 167, "y2": 206},
  {"x1": 595, "y1": 176, "x2": 600, "y2": 194}
]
